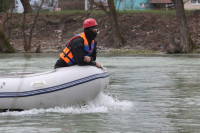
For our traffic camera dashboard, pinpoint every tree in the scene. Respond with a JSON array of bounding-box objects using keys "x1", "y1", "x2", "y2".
[
  {"x1": 89, "y1": 0, "x2": 125, "y2": 46},
  {"x1": 173, "y1": 0, "x2": 193, "y2": 53},
  {"x1": 20, "y1": 0, "x2": 33, "y2": 13},
  {"x1": 22, "y1": 0, "x2": 44, "y2": 52},
  {"x1": 107, "y1": 0, "x2": 125, "y2": 46}
]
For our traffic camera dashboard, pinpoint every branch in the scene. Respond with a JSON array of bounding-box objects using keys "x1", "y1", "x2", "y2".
[
  {"x1": 8, "y1": 6, "x2": 15, "y2": 40},
  {"x1": 22, "y1": 11, "x2": 28, "y2": 48},
  {"x1": 28, "y1": 0, "x2": 44, "y2": 47},
  {"x1": 3, "y1": 11, "x2": 9, "y2": 32}
]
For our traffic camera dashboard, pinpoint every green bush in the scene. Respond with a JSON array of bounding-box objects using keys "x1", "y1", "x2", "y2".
[
  {"x1": 0, "y1": 0, "x2": 12, "y2": 12},
  {"x1": 0, "y1": 0, "x2": 3, "y2": 12},
  {"x1": 0, "y1": 29, "x2": 15, "y2": 53}
]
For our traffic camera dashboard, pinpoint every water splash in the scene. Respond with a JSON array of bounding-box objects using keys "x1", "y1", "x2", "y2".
[{"x1": 0, "y1": 92, "x2": 133, "y2": 116}]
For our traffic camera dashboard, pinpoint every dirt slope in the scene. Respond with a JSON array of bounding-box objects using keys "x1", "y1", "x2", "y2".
[{"x1": 0, "y1": 11, "x2": 200, "y2": 53}]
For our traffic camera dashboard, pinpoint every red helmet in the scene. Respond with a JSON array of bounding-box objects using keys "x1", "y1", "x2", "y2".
[{"x1": 83, "y1": 18, "x2": 98, "y2": 29}]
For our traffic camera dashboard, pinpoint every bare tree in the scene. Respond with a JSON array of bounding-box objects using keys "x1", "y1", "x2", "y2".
[
  {"x1": 173, "y1": 0, "x2": 193, "y2": 53},
  {"x1": 20, "y1": 0, "x2": 33, "y2": 13},
  {"x1": 22, "y1": 0, "x2": 44, "y2": 52},
  {"x1": 89, "y1": 0, "x2": 125, "y2": 46}
]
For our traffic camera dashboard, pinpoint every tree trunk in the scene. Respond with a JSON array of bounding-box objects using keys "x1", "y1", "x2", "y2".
[
  {"x1": 107, "y1": 0, "x2": 125, "y2": 46},
  {"x1": 20, "y1": 0, "x2": 33, "y2": 13},
  {"x1": 22, "y1": 11, "x2": 28, "y2": 52},
  {"x1": 175, "y1": 0, "x2": 192, "y2": 53}
]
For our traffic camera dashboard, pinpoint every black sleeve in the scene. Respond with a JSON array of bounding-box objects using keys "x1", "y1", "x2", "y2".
[
  {"x1": 90, "y1": 41, "x2": 97, "y2": 61},
  {"x1": 70, "y1": 37, "x2": 95, "y2": 66}
]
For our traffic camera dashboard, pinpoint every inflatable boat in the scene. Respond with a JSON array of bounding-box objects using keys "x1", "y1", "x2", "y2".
[{"x1": 0, "y1": 66, "x2": 109, "y2": 110}]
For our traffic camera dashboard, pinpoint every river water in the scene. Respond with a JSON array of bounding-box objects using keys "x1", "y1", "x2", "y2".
[{"x1": 0, "y1": 53, "x2": 200, "y2": 133}]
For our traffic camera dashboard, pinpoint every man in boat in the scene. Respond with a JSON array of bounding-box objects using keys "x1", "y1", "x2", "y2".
[{"x1": 54, "y1": 18, "x2": 102, "y2": 69}]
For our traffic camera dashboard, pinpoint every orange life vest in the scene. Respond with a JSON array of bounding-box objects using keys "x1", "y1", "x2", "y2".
[{"x1": 60, "y1": 32, "x2": 95, "y2": 65}]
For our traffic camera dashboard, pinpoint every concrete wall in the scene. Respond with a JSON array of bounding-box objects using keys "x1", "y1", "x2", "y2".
[{"x1": 115, "y1": 0, "x2": 150, "y2": 10}]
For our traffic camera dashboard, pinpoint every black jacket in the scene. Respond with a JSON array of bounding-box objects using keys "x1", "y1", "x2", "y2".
[{"x1": 54, "y1": 36, "x2": 97, "y2": 69}]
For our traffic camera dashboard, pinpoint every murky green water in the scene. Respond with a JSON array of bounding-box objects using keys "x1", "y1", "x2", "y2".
[{"x1": 0, "y1": 53, "x2": 200, "y2": 133}]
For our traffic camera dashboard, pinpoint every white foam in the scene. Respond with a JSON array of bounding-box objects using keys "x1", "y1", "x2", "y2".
[{"x1": 0, "y1": 92, "x2": 133, "y2": 116}]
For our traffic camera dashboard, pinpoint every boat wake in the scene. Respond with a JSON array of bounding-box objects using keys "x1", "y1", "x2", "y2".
[{"x1": 0, "y1": 92, "x2": 133, "y2": 116}]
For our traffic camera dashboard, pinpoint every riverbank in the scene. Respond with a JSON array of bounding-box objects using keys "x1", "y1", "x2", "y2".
[{"x1": 0, "y1": 10, "x2": 200, "y2": 53}]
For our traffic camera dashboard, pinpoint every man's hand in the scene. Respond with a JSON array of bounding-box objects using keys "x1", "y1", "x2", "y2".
[
  {"x1": 84, "y1": 56, "x2": 91, "y2": 63},
  {"x1": 96, "y1": 62, "x2": 102, "y2": 68}
]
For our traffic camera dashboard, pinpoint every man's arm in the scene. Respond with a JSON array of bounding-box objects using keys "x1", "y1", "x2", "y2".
[{"x1": 70, "y1": 37, "x2": 94, "y2": 66}]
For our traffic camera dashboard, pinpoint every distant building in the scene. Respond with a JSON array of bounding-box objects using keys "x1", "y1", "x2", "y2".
[
  {"x1": 84, "y1": 0, "x2": 108, "y2": 10},
  {"x1": 13, "y1": 0, "x2": 59, "y2": 13},
  {"x1": 59, "y1": 0, "x2": 85, "y2": 10},
  {"x1": 150, "y1": 0, "x2": 200, "y2": 10},
  {"x1": 13, "y1": 0, "x2": 24, "y2": 13},
  {"x1": 115, "y1": 0, "x2": 150, "y2": 10},
  {"x1": 184, "y1": 0, "x2": 200, "y2": 10},
  {"x1": 150, "y1": 0, "x2": 173, "y2": 10}
]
